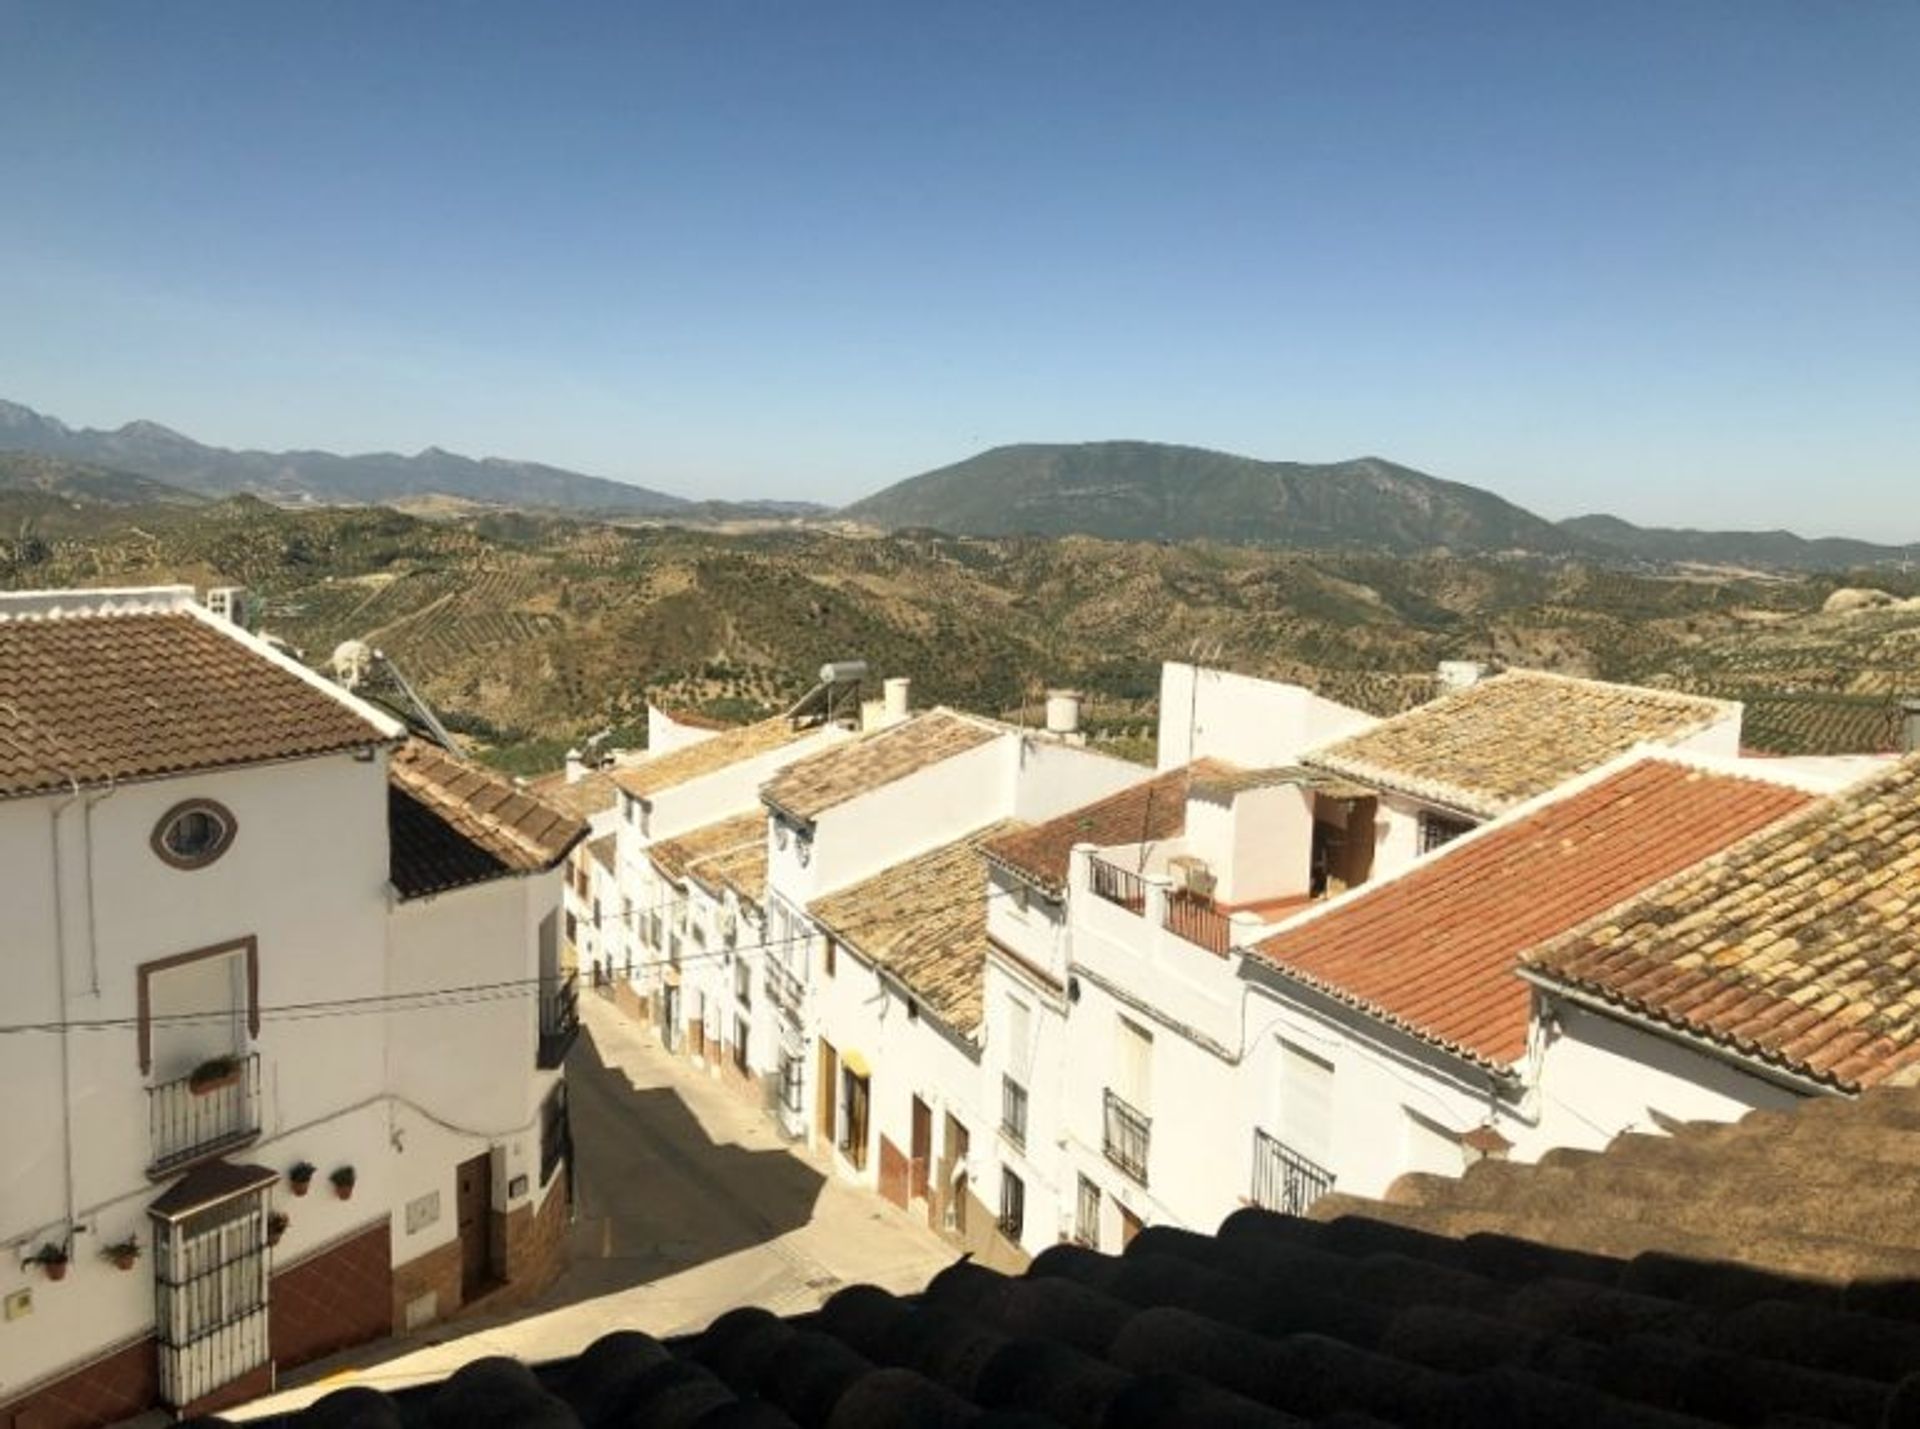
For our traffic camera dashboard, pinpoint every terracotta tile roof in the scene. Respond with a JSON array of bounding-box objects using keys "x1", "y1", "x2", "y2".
[
  {"x1": 389, "y1": 739, "x2": 588, "y2": 899},
  {"x1": 1304, "y1": 670, "x2": 1737, "y2": 818},
  {"x1": 1249, "y1": 759, "x2": 1813, "y2": 1070},
  {"x1": 0, "y1": 610, "x2": 390, "y2": 799},
  {"x1": 981, "y1": 760, "x2": 1229, "y2": 898},
  {"x1": 763, "y1": 711, "x2": 999, "y2": 826},
  {"x1": 611, "y1": 716, "x2": 807, "y2": 800},
  {"x1": 809, "y1": 822, "x2": 1017, "y2": 1040},
  {"x1": 648, "y1": 810, "x2": 768, "y2": 908},
  {"x1": 525, "y1": 767, "x2": 620, "y2": 821},
  {"x1": 1526, "y1": 753, "x2": 1920, "y2": 1092},
  {"x1": 246, "y1": 1087, "x2": 1920, "y2": 1429},
  {"x1": 658, "y1": 704, "x2": 736, "y2": 732},
  {"x1": 1320, "y1": 1084, "x2": 1920, "y2": 1295}
]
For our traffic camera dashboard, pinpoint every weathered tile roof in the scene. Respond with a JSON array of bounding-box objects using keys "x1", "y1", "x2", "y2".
[
  {"x1": 612, "y1": 716, "x2": 806, "y2": 800},
  {"x1": 648, "y1": 810, "x2": 768, "y2": 908},
  {"x1": 809, "y1": 822, "x2": 1017, "y2": 1040},
  {"x1": 388, "y1": 739, "x2": 588, "y2": 899},
  {"x1": 586, "y1": 831, "x2": 618, "y2": 873},
  {"x1": 0, "y1": 610, "x2": 390, "y2": 799},
  {"x1": 1304, "y1": 670, "x2": 1737, "y2": 818},
  {"x1": 525, "y1": 767, "x2": 621, "y2": 821},
  {"x1": 763, "y1": 711, "x2": 998, "y2": 826},
  {"x1": 1527, "y1": 752, "x2": 1920, "y2": 1091},
  {"x1": 1187, "y1": 762, "x2": 1373, "y2": 803},
  {"x1": 981, "y1": 760, "x2": 1228, "y2": 898},
  {"x1": 244, "y1": 1088, "x2": 1920, "y2": 1429},
  {"x1": 1249, "y1": 759, "x2": 1814, "y2": 1070}
]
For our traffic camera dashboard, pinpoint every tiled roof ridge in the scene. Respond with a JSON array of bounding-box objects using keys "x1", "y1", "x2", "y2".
[
  {"x1": 390, "y1": 739, "x2": 588, "y2": 872},
  {"x1": 611, "y1": 714, "x2": 806, "y2": 800},
  {"x1": 762, "y1": 709, "x2": 999, "y2": 825},
  {"x1": 1523, "y1": 752, "x2": 1920, "y2": 1091}
]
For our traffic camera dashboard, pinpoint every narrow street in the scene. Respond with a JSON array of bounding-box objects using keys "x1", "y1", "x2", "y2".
[{"x1": 233, "y1": 996, "x2": 954, "y2": 1418}]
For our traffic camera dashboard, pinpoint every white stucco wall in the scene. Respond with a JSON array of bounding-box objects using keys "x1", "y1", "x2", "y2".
[{"x1": 1157, "y1": 663, "x2": 1376, "y2": 771}]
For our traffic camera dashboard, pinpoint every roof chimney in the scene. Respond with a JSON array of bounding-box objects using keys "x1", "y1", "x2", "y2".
[
  {"x1": 1045, "y1": 689, "x2": 1085, "y2": 744},
  {"x1": 883, "y1": 677, "x2": 912, "y2": 723},
  {"x1": 1436, "y1": 660, "x2": 1487, "y2": 694},
  {"x1": 1902, "y1": 697, "x2": 1920, "y2": 756},
  {"x1": 565, "y1": 748, "x2": 585, "y2": 784}
]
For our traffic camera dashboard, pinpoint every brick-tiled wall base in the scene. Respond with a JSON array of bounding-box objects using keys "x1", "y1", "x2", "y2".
[
  {"x1": 500, "y1": 1165, "x2": 570, "y2": 1297},
  {"x1": 391, "y1": 1235, "x2": 463, "y2": 1334},
  {"x1": 271, "y1": 1220, "x2": 394, "y2": 1372},
  {"x1": 877, "y1": 1137, "x2": 910, "y2": 1209},
  {"x1": 0, "y1": 1333, "x2": 156, "y2": 1429},
  {"x1": 179, "y1": 1362, "x2": 274, "y2": 1421}
]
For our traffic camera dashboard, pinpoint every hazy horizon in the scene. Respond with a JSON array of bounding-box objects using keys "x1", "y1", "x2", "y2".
[{"x1": 4, "y1": 3, "x2": 1916, "y2": 538}]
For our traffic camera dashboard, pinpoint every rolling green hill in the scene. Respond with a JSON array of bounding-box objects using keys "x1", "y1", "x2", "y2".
[
  {"x1": 1561, "y1": 513, "x2": 1920, "y2": 571},
  {"x1": 839, "y1": 441, "x2": 1589, "y2": 555}
]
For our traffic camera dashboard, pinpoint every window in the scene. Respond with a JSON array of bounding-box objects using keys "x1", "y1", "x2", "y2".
[
  {"x1": 1115, "y1": 1017, "x2": 1153, "y2": 1112},
  {"x1": 735, "y1": 958, "x2": 752, "y2": 1008},
  {"x1": 780, "y1": 1052, "x2": 804, "y2": 1113},
  {"x1": 646, "y1": 911, "x2": 663, "y2": 951},
  {"x1": 154, "y1": 1190, "x2": 269, "y2": 1408},
  {"x1": 1279, "y1": 1041, "x2": 1336, "y2": 1166},
  {"x1": 564, "y1": 911, "x2": 578, "y2": 945},
  {"x1": 1075, "y1": 1175, "x2": 1101, "y2": 1247},
  {"x1": 541, "y1": 1081, "x2": 570, "y2": 1185},
  {"x1": 1006, "y1": 995, "x2": 1034, "y2": 1082},
  {"x1": 999, "y1": 1169, "x2": 1026, "y2": 1240},
  {"x1": 1418, "y1": 812, "x2": 1475, "y2": 854},
  {"x1": 733, "y1": 1016, "x2": 750, "y2": 1075},
  {"x1": 152, "y1": 799, "x2": 237, "y2": 870},
  {"x1": 823, "y1": 937, "x2": 837, "y2": 979},
  {"x1": 1001, "y1": 1074, "x2": 1028, "y2": 1149}
]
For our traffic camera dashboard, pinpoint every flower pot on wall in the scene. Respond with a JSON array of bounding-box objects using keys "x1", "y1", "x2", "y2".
[
  {"x1": 288, "y1": 1162, "x2": 315, "y2": 1197},
  {"x1": 104, "y1": 1241, "x2": 140, "y2": 1271},
  {"x1": 187, "y1": 1056, "x2": 241, "y2": 1097},
  {"x1": 330, "y1": 1167, "x2": 356, "y2": 1201},
  {"x1": 267, "y1": 1213, "x2": 289, "y2": 1247}
]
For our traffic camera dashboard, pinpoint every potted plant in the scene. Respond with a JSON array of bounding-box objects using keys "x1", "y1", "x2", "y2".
[
  {"x1": 187, "y1": 1055, "x2": 241, "y2": 1096},
  {"x1": 330, "y1": 1165, "x2": 356, "y2": 1201},
  {"x1": 102, "y1": 1237, "x2": 140, "y2": 1271},
  {"x1": 29, "y1": 1243, "x2": 69, "y2": 1282},
  {"x1": 288, "y1": 1161, "x2": 316, "y2": 1197},
  {"x1": 266, "y1": 1212, "x2": 289, "y2": 1247}
]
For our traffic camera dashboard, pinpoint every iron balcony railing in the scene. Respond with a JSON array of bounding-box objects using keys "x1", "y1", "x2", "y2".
[
  {"x1": 765, "y1": 956, "x2": 805, "y2": 1017},
  {"x1": 1163, "y1": 889, "x2": 1232, "y2": 955},
  {"x1": 1102, "y1": 1088, "x2": 1151, "y2": 1185},
  {"x1": 1088, "y1": 855, "x2": 1147, "y2": 915},
  {"x1": 538, "y1": 969, "x2": 580, "y2": 1069},
  {"x1": 149, "y1": 1053, "x2": 261, "y2": 1176},
  {"x1": 1251, "y1": 1127, "x2": 1336, "y2": 1215},
  {"x1": 1001, "y1": 1074, "x2": 1029, "y2": 1150}
]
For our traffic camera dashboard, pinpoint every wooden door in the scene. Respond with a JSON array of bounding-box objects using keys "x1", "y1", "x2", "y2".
[
  {"x1": 909, "y1": 1096, "x2": 932, "y2": 1205},
  {"x1": 456, "y1": 1152, "x2": 492, "y2": 1300},
  {"x1": 817, "y1": 1039, "x2": 838, "y2": 1146}
]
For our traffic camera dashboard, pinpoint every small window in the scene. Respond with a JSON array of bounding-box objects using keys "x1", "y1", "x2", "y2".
[
  {"x1": 1075, "y1": 1175, "x2": 1101, "y2": 1247},
  {"x1": 780, "y1": 1052, "x2": 804, "y2": 1113},
  {"x1": 1418, "y1": 812, "x2": 1475, "y2": 855},
  {"x1": 999, "y1": 1169, "x2": 1025, "y2": 1240},
  {"x1": 735, "y1": 958, "x2": 752, "y2": 1008},
  {"x1": 733, "y1": 1016, "x2": 750, "y2": 1075},
  {"x1": 152, "y1": 799, "x2": 237, "y2": 870},
  {"x1": 823, "y1": 937, "x2": 837, "y2": 979}
]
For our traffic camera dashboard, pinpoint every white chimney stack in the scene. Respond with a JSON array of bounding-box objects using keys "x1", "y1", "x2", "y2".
[
  {"x1": 565, "y1": 748, "x2": 585, "y2": 784},
  {"x1": 883, "y1": 677, "x2": 912, "y2": 723},
  {"x1": 1436, "y1": 660, "x2": 1487, "y2": 694},
  {"x1": 1045, "y1": 689, "x2": 1084, "y2": 742}
]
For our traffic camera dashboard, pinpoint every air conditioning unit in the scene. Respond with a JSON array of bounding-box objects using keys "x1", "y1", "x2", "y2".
[{"x1": 1168, "y1": 855, "x2": 1216, "y2": 898}]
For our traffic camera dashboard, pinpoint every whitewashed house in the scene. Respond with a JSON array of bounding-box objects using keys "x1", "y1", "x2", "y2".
[
  {"x1": 0, "y1": 588, "x2": 585, "y2": 1424},
  {"x1": 754, "y1": 707, "x2": 1140, "y2": 1262}
]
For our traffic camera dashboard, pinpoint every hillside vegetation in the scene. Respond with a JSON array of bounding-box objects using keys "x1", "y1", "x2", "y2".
[{"x1": 2, "y1": 495, "x2": 1911, "y2": 769}]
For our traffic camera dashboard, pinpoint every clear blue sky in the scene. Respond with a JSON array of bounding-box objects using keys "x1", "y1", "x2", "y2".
[{"x1": 3, "y1": 2, "x2": 1916, "y2": 535}]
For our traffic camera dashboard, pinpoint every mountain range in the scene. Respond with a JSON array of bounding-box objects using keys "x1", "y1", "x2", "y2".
[{"x1": 4, "y1": 398, "x2": 1913, "y2": 568}]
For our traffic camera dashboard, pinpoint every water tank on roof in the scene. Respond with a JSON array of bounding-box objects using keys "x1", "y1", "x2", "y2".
[
  {"x1": 819, "y1": 660, "x2": 869, "y2": 686},
  {"x1": 1045, "y1": 689, "x2": 1084, "y2": 736}
]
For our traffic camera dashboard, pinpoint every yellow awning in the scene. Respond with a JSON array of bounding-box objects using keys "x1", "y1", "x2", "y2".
[{"x1": 841, "y1": 1047, "x2": 872, "y2": 1079}]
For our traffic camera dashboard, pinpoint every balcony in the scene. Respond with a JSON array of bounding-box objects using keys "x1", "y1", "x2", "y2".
[
  {"x1": 1088, "y1": 855, "x2": 1146, "y2": 915},
  {"x1": 1163, "y1": 889, "x2": 1232, "y2": 955},
  {"x1": 1251, "y1": 1128, "x2": 1335, "y2": 1215},
  {"x1": 149, "y1": 1054, "x2": 260, "y2": 1177},
  {"x1": 538, "y1": 969, "x2": 580, "y2": 1069},
  {"x1": 1102, "y1": 1088, "x2": 1151, "y2": 1185}
]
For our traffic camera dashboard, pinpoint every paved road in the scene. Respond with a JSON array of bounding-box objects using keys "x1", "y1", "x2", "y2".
[{"x1": 233, "y1": 996, "x2": 954, "y2": 1418}]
